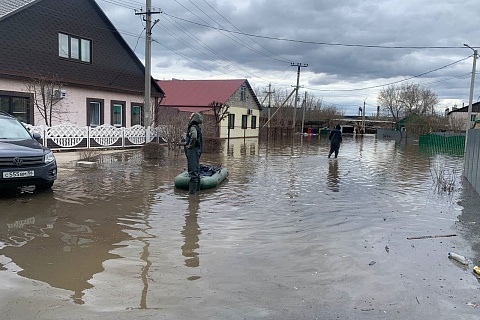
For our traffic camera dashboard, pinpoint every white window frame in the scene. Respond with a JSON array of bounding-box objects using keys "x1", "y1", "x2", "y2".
[
  {"x1": 89, "y1": 102, "x2": 101, "y2": 126},
  {"x1": 59, "y1": 32, "x2": 92, "y2": 63},
  {"x1": 112, "y1": 104, "x2": 123, "y2": 127}
]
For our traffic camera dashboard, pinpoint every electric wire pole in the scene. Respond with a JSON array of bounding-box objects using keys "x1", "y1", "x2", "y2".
[
  {"x1": 464, "y1": 44, "x2": 478, "y2": 158},
  {"x1": 291, "y1": 63, "x2": 308, "y2": 132},
  {"x1": 301, "y1": 91, "x2": 307, "y2": 135},
  {"x1": 362, "y1": 98, "x2": 367, "y2": 134},
  {"x1": 135, "y1": 1, "x2": 161, "y2": 142},
  {"x1": 265, "y1": 84, "x2": 274, "y2": 129},
  {"x1": 465, "y1": 45, "x2": 478, "y2": 131}
]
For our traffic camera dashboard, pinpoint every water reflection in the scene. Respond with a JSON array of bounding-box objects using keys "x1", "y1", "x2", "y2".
[
  {"x1": 327, "y1": 159, "x2": 340, "y2": 192},
  {"x1": 1, "y1": 137, "x2": 479, "y2": 318},
  {"x1": 456, "y1": 179, "x2": 480, "y2": 263},
  {"x1": 224, "y1": 138, "x2": 259, "y2": 158},
  {"x1": 181, "y1": 197, "x2": 201, "y2": 280},
  {"x1": 0, "y1": 154, "x2": 158, "y2": 305}
]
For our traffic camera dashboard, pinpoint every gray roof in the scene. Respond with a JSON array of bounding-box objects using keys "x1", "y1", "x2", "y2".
[
  {"x1": 0, "y1": 0, "x2": 36, "y2": 19},
  {"x1": 447, "y1": 101, "x2": 480, "y2": 115}
]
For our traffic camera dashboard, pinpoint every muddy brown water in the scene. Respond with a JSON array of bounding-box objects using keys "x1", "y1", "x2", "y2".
[{"x1": 1, "y1": 135, "x2": 479, "y2": 319}]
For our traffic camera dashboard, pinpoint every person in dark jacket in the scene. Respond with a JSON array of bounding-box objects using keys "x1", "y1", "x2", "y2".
[
  {"x1": 328, "y1": 124, "x2": 342, "y2": 158},
  {"x1": 184, "y1": 112, "x2": 203, "y2": 194}
]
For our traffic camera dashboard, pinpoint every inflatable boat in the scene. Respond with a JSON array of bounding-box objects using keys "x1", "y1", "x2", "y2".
[{"x1": 174, "y1": 164, "x2": 228, "y2": 190}]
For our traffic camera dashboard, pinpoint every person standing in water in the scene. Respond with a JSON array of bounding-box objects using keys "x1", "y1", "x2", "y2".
[
  {"x1": 184, "y1": 112, "x2": 203, "y2": 194},
  {"x1": 328, "y1": 124, "x2": 342, "y2": 158}
]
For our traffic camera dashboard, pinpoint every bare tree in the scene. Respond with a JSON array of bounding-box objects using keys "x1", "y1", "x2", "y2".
[
  {"x1": 419, "y1": 87, "x2": 439, "y2": 115},
  {"x1": 378, "y1": 85, "x2": 403, "y2": 123},
  {"x1": 25, "y1": 74, "x2": 69, "y2": 126},
  {"x1": 399, "y1": 83, "x2": 438, "y2": 115},
  {"x1": 311, "y1": 105, "x2": 344, "y2": 125},
  {"x1": 425, "y1": 114, "x2": 449, "y2": 132},
  {"x1": 448, "y1": 116, "x2": 466, "y2": 132},
  {"x1": 209, "y1": 101, "x2": 229, "y2": 137},
  {"x1": 156, "y1": 106, "x2": 189, "y2": 149}
]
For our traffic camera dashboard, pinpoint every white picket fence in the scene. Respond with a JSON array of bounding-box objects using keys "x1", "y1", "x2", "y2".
[{"x1": 23, "y1": 123, "x2": 159, "y2": 150}]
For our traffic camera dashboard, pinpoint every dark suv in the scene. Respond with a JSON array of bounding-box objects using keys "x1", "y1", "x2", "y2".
[{"x1": 0, "y1": 112, "x2": 57, "y2": 190}]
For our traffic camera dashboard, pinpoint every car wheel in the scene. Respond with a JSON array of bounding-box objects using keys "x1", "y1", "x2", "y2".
[{"x1": 35, "y1": 181, "x2": 54, "y2": 190}]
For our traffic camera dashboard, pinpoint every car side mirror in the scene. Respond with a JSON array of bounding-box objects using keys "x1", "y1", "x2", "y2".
[{"x1": 32, "y1": 132, "x2": 42, "y2": 141}]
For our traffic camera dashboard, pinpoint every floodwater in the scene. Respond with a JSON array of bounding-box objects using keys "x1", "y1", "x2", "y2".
[{"x1": 1, "y1": 135, "x2": 480, "y2": 319}]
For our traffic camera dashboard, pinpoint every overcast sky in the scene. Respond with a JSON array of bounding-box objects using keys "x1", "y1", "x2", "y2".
[{"x1": 96, "y1": 0, "x2": 480, "y2": 116}]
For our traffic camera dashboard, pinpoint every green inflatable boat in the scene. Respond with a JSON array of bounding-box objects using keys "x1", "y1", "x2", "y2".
[{"x1": 174, "y1": 164, "x2": 229, "y2": 190}]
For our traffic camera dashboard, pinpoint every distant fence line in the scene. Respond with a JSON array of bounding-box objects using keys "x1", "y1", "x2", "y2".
[{"x1": 24, "y1": 123, "x2": 159, "y2": 150}]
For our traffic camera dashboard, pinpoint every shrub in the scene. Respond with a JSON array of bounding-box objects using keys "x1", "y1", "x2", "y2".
[{"x1": 142, "y1": 142, "x2": 165, "y2": 159}]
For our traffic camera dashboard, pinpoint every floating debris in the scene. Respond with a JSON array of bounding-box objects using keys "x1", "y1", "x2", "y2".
[
  {"x1": 448, "y1": 252, "x2": 469, "y2": 265},
  {"x1": 407, "y1": 234, "x2": 457, "y2": 240},
  {"x1": 473, "y1": 266, "x2": 480, "y2": 276}
]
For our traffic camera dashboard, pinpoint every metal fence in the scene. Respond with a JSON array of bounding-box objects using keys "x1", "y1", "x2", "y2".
[
  {"x1": 23, "y1": 123, "x2": 158, "y2": 150},
  {"x1": 418, "y1": 133, "x2": 465, "y2": 156},
  {"x1": 464, "y1": 129, "x2": 480, "y2": 193}
]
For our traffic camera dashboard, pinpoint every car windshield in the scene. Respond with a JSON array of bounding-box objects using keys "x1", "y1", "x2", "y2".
[{"x1": 0, "y1": 118, "x2": 33, "y2": 139}]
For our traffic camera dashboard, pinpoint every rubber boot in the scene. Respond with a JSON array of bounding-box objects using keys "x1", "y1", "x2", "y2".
[{"x1": 188, "y1": 181, "x2": 197, "y2": 195}]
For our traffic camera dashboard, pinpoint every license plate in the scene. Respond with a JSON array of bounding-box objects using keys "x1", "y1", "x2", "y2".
[{"x1": 3, "y1": 171, "x2": 35, "y2": 179}]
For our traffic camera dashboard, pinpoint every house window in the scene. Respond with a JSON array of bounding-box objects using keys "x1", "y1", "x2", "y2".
[
  {"x1": 131, "y1": 104, "x2": 143, "y2": 126},
  {"x1": 59, "y1": 32, "x2": 92, "y2": 63},
  {"x1": 240, "y1": 86, "x2": 246, "y2": 101},
  {"x1": 111, "y1": 101, "x2": 125, "y2": 127},
  {"x1": 0, "y1": 93, "x2": 32, "y2": 123},
  {"x1": 228, "y1": 113, "x2": 235, "y2": 129},
  {"x1": 251, "y1": 115, "x2": 257, "y2": 129},
  {"x1": 59, "y1": 33, "x2": 69, "y2": 58},
  {"x1": 87, "y1": 98, "x2": 104, "y2": 126},
  {"x1": 70, "y1": 37, "x2": 79, "y2": 59},
  {"x1": 80, "y1": 39, "x2": 91, "y2": 62},
  {"x1": 241, "y1": 115, "x2": 247, "y2": 129}
]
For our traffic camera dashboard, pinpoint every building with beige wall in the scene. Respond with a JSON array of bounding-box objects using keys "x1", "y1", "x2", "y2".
[
  {"x1": 446, "y1": 102, "x2": 480, "y2": 130},
  {"x1": 158, "y1": 79, "x2": 261, "y2": 139}
]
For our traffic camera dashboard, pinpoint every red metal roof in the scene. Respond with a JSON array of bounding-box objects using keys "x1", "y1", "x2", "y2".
[{"x1": 158, "y1": 79, "x2": 246, "y2": 107}]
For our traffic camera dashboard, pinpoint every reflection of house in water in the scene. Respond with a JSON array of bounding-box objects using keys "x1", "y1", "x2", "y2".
[
  {"x1": 0, "y1": 214, "x2": 56, "y2": 248},
  {"x1": 0, "y1": 202, "x2": 129, "y2": 304},
  {"x1": 0, "y1": 154, "x2": 159, "y2": 305},
  {"x1": 225, "y1": 138, "x2": 258, "y2": 157},
  {"x1": 181, "y1": 198, "x2": 201, "y2": 281}
]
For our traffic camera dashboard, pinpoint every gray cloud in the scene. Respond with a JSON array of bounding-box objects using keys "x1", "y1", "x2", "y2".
[{"x1": 96, "y1": 0, "x2": 480, "y2": 114}]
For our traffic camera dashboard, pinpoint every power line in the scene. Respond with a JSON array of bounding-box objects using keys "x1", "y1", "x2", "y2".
[
  {"x1": 109, "y1": 29, "x2": 145, "y2": 85},
  {"x1": 199, "y1": 0, "x2": 291, "y2": 63},
  {"x1": 99, "y1": 1, "x2": 476, "y2": 50},
  {"x1": 171, "y1": 0, "x2": 288, "y2": 72},
  {"x1": 97, "y1": 0, "x2": 138, "y2": 10},
  {"x1": 163, "y1": 12, "x2": 474, "y2": 50},
  {"x1": 305, "y1": 55, "x2": 472, "y2": 92},
  {"x1": 160, "y1": 14, "x2": 253, "y2": 78}
]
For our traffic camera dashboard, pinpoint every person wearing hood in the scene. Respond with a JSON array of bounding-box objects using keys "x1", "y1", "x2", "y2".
[
  {"x1": 184, "y1": 112, "x2": 203, "y2": 194},
  {"x1": 328, "y1": 124, "x2": 342, "y2": 158}
]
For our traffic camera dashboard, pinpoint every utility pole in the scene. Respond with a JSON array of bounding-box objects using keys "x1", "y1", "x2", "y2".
[
  {"x1": 465, "y1": 45, "x2": 478, "y2": 136},
  {"x1": 362, "y1": 98, "x2": 367, "y2": 134},
  {"x1": 291, "y1": 62, "x2": 308, "y2": 132},
  {"x1": 264, "y1": 83, "x2": 274, "y2": 129},
  {"x1": 135, "y1": 1, "x2": 161, "y2": 142},
  {"x1": 301, "y1": 91, "x2": 307, "y2": 135}
]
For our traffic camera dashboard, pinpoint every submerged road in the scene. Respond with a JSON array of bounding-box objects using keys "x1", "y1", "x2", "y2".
[{"x1": 0, "y1": 135, "x2": 479, "y2": 319}]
